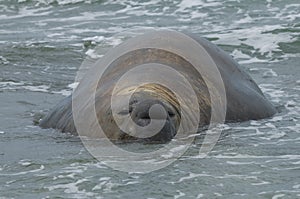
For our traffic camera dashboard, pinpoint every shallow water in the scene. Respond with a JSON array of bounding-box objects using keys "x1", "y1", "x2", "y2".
[{"x1": 0, "y1": 0, "x2": 299, "y2": 198}]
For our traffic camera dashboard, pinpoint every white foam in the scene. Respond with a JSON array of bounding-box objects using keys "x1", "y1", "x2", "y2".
[
  {"x1": 85, "y1": 49, "x2": 104, "y2": 59},
  {"x1": 47, "y1": 178, "x2": 96, "y2": 197},
  {"x1": 259, "y1": 84, "x2": 284, "y2": 103},
  {"x1": 265, "y1": 122, "x2": 277, "y2": 129},
  {"x1": 0, "y1": 6, "x2": 53, "y2": 20},
  {"x1": 92, "y1": 175, "x2": 139, "y2": 193},
  {"x1": 235, "y1": 14, "x2": 253, "y2": 24},
  {"x1": 241, "y1": 57, "x2": 269, "y2": 64},
  {"x1": 52, "y1": 89, "x2": 72, "y2": 96},
  {"x1": 47, "y1": 33, "x2": 65, "y2": 38},
  {"x1": 251, "y1": 181, "x2": 270, "y2": 186},
  {"x1": 196, "y1": 193, "x2": 204, "y2": 198},
  {"x1": 276, "y1": 4, "x2": 300, "y2": 21},
  {"x1": 178, "y1": 172, "x2": 210, "y2": 183},
  {"x1": 92, "y1": 181, "x2": 108, "y2": 191},
  {"x1": 55, "y1": 0, "x2": 90, "y2": 5},
  {"x1": 44, "y1": 11, "x2": 108, "y2": 23},
  {"x1": 161, "y1": 145, "x2": 187, "y2": 159},
  {"x1": 174, "y1": 190, "x2": 185, "y2": 199},
  {"x1": 109, "y1": 0, "x2": 167, "y2": 17},
  {"x1": 23, "y1": 85, "x2": 50, "y2": 92},
  {"x1": 190, "y1": 11, "x2": 208, "y2": 19},
  {"x1": 83, "y1": 36, "x2": 105, "y2": 43},
  {"x1": 265, "y1": 131, "x2": 286, "y2": 140},
  {"x1": 68, "y1": 82, "x2": 79, "y2": 89},
  {"x1": 0, "y1": 81, "x2": 24, "y2": 87},
  {"x1": 293, "y1": 184, "x2": 300, "y2": 189},
  {"x1": 214, "y1": 193, "x2": 223, "y2": 197},
  {"x1": 272, "y1": 194, "x2": 285, "y2": 199},
  {"x1": 19, "y1": 160, "x2": 32, "y2": 166},
  {"x1": 292, "y1": 161, "x2": 300, "y2": 165},
  {"x1": 262, "y1": 69, "x2": 278, "y2": 78},
  {"x1": 282, "y1": 53, "x2": 300, "y2": 59},
  {"x1": 177, "y1": 0, "x2": 221, "y2": 12},
  {"x1": 250, "y1": 120, "x2": 262, "y2": 126},
  {"x1": 99, "y1": 177, "x2": 111, "y2": 181},
  {"x1": 226, "y1": 161, "x2": 255, "y2": 165},
  {"x1": 231, "y1": 49, "x2": 251, "y2": 60},
  {"x1": 62, "y1": 164, "x2": 86, "y2": 174},
  {"x1": 0, "y1": 56, "x2": 9, "y2": 65},
  {"x1": 268, "y1": 116, "x2": 283, "y2": 122},
  {"x1": 29, "y1": 0, "x2": 92, "y2": 6},
  {"x1": 0, "y1": 165, "x2": 45, "y2": 176},
  {"x1": 286, "y1": 100, "x2": 297, "y2": 107},
  {"x1": 208, "y1": 25, "x2": 296, "y2": 60},
  {"x1": 213, "y1": 154, "x2": 300, "y2": 159},
  {"x1": 105, "y1": 37, "x2": 123, "y2": 47}
]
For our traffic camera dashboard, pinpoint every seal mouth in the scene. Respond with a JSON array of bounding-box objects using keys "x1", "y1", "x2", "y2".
[{"x1": 117, "y1": 94, "x2": 180, "y2": 143}]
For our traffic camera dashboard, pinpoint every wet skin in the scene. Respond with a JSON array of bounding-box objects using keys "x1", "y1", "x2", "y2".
[{"x1": 39, "y1": 34, "x2": 276, "y2": 142}]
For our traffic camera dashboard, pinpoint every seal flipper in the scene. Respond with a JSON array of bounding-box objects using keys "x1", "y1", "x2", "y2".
[{"x1": 39, "y1": 95, "x2": 77, "y2": 135}]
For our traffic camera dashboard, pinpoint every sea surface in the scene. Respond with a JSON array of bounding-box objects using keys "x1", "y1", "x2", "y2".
[{"x1": 0, "y1": 0, "x2": 299, "y2": 198}]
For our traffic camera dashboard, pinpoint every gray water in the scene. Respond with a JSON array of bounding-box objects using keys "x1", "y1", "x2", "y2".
[{"x1": 0, "y1": 0, "x2": 299, "y2": 198}]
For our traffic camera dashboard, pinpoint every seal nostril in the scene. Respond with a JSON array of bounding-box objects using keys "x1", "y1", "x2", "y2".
[
  {"x1": 137, "y1": 117, "x2": 151, "y2": 127},
  {"x1": 168, "y1": 111, "x2": 175, "y2": 117},
  {"x1": 139, "y1": 113, "x2": 150, "y2": 120},
  {"x1": 130, "y1": 99, "x2": 138, "y2": 105},
  {"x1": 118, "y1": 106, "x2": 133, "y2": 116}
]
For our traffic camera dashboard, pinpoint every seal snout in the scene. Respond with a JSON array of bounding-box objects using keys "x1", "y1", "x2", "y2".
[{"x1": 130, "y1": 99, "x2": 177, "y2": 143}]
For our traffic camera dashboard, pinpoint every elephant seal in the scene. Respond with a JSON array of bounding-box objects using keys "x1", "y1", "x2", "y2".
[{"x1": 39, "y1": 32, "x2": 276, "y2": 142}]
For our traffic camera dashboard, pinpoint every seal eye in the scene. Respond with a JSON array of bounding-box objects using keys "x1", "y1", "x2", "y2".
[
  {"x1": 117, "y1": 99, "x2": 137, "y2": 115},
  {"x1": 168, "y1": 110, "x2": 175, "y2": 118},
  {"x1": 129, "y1": 99, "x2": 138, "y2": 105},
  {"x1": 118, "y1": 106, "x2": 133, "y2": 115}
]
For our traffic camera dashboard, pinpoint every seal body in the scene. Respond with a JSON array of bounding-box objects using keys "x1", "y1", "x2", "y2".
[{"x1": 39, "y1": 33, "x2": 276, "y2": 142}]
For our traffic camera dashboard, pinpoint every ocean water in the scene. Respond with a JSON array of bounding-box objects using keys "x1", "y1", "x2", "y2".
[{"x1": 0, "y1": 0, "x2": 299, "y2": 198}]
